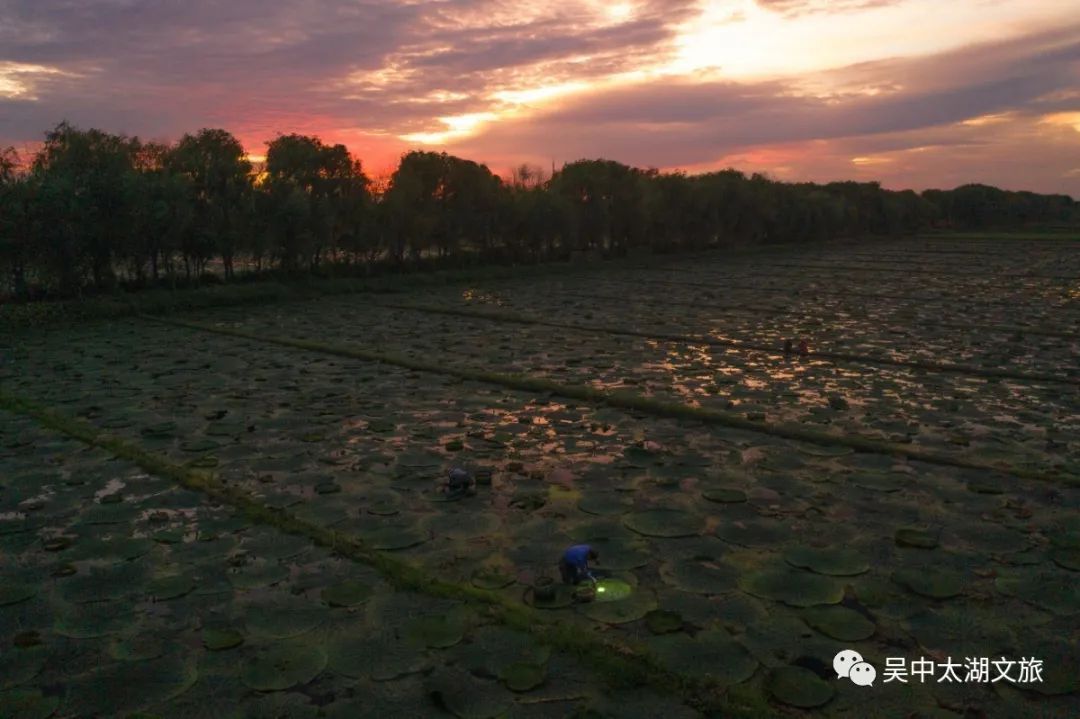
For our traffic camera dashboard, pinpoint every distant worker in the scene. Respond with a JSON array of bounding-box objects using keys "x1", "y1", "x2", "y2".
[
  {"x1": 783, "y1": 339, "x2": 793, "y2": 356},
  {"x1": 797, "y1": 339, "x2": 809, "y2": 357},
  {"x1": 443, "y1": 467, "x2": 476, "y2": 498},
  {"x1": 559, "y1": 544, "x2": 598, "y2": 585}
]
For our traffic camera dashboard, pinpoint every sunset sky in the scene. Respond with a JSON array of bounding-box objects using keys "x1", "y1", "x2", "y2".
[{"x1": 1, "y1": 0, "x2": 1077, "y2": 194}]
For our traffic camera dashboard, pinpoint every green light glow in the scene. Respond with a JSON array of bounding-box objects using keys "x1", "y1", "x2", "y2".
[{"x1": 591, "y1": 578, "x2": 633, "y2": 603}]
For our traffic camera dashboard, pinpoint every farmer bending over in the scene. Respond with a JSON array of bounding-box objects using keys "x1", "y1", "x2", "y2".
[
  {"x1": 444, "y1": 467, "x2": 476, "y2": 498},
  {"x1": 559, "y1": 544, "x2": 598, "y2": 585}
]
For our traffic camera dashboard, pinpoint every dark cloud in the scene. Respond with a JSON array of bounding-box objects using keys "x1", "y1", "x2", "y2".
[{"x1": 0, "y1": 0, "x2": 696, "y2": 143}]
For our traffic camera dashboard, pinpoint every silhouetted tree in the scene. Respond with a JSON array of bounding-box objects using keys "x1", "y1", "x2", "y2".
[
  {"x1": 263, "y1": 134, "x2": 368, "y2": 271},
  {"x1": 0, "y1": 148, "x2": 31, "y2": 298},
  {"x1": 168, "y1": 129, "x2": 253, "y2": 279}
]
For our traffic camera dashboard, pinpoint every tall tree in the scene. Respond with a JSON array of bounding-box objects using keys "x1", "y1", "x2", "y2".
[
  {"x1": 263, "y1": 134, "x2": 368, "y2": 271},
  {"x1": 30, "y1": 122, "x2": 142, "y2": 292},
  {"x1": 0, "y1": 148, "x2": 31, "y2": 298},
  {"x1": 168, "y1": 129, "x2": 253, "y2": 278}
]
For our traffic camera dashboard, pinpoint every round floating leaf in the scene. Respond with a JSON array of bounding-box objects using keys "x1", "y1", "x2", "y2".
[
  {"x1": 365, "y1": 490, "x2": 405, "y2": 516},
  {"x1": 645, "y1": 610, "x2": 683, "y2": 635},
  {"x1": 405, "y1": 614, "x2": 466, "y2": 649},
  {"x1": 321, "y1": 691, "x2": 435, "y2": 719},
  {"x1": 141, "y1": 422, "x2": 177, "y2": 438},
  {"x1": 892, "y1": 568, "x2": 965, "y2": 599},
  {"x1": 245, "y1": 692, "x2": 319, "y2": 719},
  {"x1": 206, "y1": 421, "x2": 246, "y2": 437},
  {"x1": 62, "y1": 654, "x2": 196, "y2": 716},
  {"x1": 1050, "y1": 526, "x2": 1080, "y2": 549},
  {"x1": 148, "y1": 573, "x2": 194, "y2": 601},
  {"x1": 60, "y1": 562, "x2": 147, "y2": 604},
  {"x1": 579, "y1": 588, "x2": 656, "y2": 624},
  {"x1": 180, "y1": 439, "x2": 220, "y2": 453},
  {"x1": 994, "y1": 568, "x2": 1079, "y2": 615},
  {"x1": 241, "y1": 644, "x2": 327, "y2": 691},
  {"x1": 397, "y1": 451, "x2": 442, "y2": 468},
  {"x1": 228, "y1": 560, "x2": 289, "y2": 590},
  {"x1": 966, "y1": 475, "x2": 1006, "y2": 494},
  {"x1": 328, "y1": 630, "x2": 428, "y2": 681},
  {"x1": 1050, "y1": 549, "x2": 1080, "y2": 571},
  {"x1": 453, "y1": 626, "x2": 550, "y2": 678},
  {"x1": 0, "y1": 583, "x2": 34, "y2": 607},
  {"x1": 357, "y1": 525, "x2": 427, "y2": 550},
  {"x1": 321, "y1": 580, "x2": 374, "y2": 608},
  {"x1": 624, "y1": 509, "x2": 704, "y2": 538},
  {"x1": 592, "y1": 578, "x2": 634, "y2": 603},
  {"x1": 0, "y1": 517, "x2": 43, "y2": 536},
  {"x1": 661, "y1": 557, "x2": 738, "y2": 595},
  {"x1": 428, "y1": 667, "x2": 513, "y2": 719},
  {"x1": 0, "y1": 646, "x2": 47, "y2": 690},
  {"x1": 577, "y1": 493, "x2": 632, "y2": 516},
  {"x1": 738, "y1": 567, "x2": 844, "y2": 607},
  {"x1": 243, "y1": 532, "x2": 312, "y2": 561},
  {"x1": 801, "y1": 606, "x2": 876, "y2": 641},
  {"x1": 501, "y1": 662, "x2": 544, "y2": 692},
  {"x1": 623, "y1": 445, "x2": 662, "y2": 466},
  {"x1": 54, "y1": 603, "x2": 134, "y2": 638},
  {"x1": 701, "y1": 487, "x2": 747, "y2": 503},
  {"x1": 784, "y1": 547, "x2": 869, "y2": 577},
  {"x1": 0, "y1": 688, "x2": 59, "y2": 719},
  {"x1": 648, "y1": 630, "x2": 758, "y2": 685},
  {"x1": 68, "y1": 537, "x2": 153, "y2": 562},
  {"x1": 150, "y1": 528, "x2": 184, "y2": 545},
  {"x1": 585, "y1": 537, "x2": 650, "y2": 571},
  {"x1": 851, "y1": 473, "x2": 905, "y2": 492},
  {"x1": 766, "y1": 666, "x2": 834, "y2": 708},
  {"x1": 366, "y1": 419, "x2": 396, "y2": 433},
  {"x1": 244, "y1": 597, "x2": 325, "y2": 639},
  {"x1": 107, "y1": 632, "x2": 168, "y2": 661},
  {"x1": 41, "y1": 536, "x2": 72, "y2": 552},
  {"x1": 895, "y1": 527, "x2": 939, "y2": 549},
  {"x1": 1019, "y1": 633, "x2": 1080, "y2": 696},
  {"x1": 202, "y1": 628, "x2": 244, "y2": 651},
  {"x1": 292, "y1": 499, "x2": 349, "y2": 528},
  {"x1": 903, "y1": 607, "x2": 1013, "y2": 658}
]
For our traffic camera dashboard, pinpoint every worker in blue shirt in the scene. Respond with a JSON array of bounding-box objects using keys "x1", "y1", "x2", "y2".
[
  {"x1": 559, "y1": 544, "x2": 599, "y2": 585},
  {"x1": 443, "y1": 467, "x2": 476, "y2": 498}
]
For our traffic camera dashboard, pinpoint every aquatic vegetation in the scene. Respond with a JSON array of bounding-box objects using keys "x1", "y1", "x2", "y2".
[{"x1": 2, "y1": 236, "x2": 1077, "y2": 716}]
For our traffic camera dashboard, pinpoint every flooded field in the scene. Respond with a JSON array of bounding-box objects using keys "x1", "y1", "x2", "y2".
[{"x1": 2, "y1": 236, "x2": 1078, "y2": 717}]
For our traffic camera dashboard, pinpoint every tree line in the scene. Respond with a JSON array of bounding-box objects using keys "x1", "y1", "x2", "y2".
[{"x1": 0, "y1": 122, "x2": 1075, "y2": 299}]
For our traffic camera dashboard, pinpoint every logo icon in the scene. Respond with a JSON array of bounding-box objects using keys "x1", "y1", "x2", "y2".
[{"x1": 834, "y1": 650, "x2": 876, "y2": 687}]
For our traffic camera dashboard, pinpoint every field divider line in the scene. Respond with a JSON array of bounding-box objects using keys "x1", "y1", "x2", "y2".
[
  {"x1": 0, "y1": 391, "x2": 739, "y2": 710},
  {"x1": 370, "y1": 301, "x2": 1077, "y2": 386},
  {"x1": 768, "y1": 262, "x2": 1079, "y2": 281},
  {"x1": 143, "y1": 315, "x2": 1078, "y2": 486},
  {"x1": 597, "y1": 277, "x2": 1077, "y2": 312},
  {"x1": 552, "y1": 291, "x2": 1080, "y2": 340}
]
